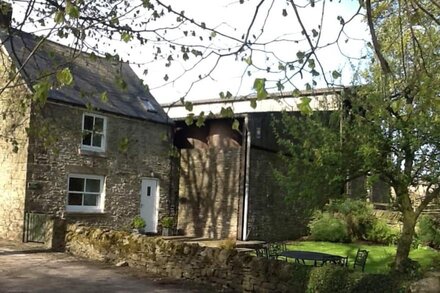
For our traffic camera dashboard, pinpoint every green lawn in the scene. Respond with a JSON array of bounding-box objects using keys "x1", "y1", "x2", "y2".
[{"x1": 286, "y1": 241, "x2": 440, "y2": 274}]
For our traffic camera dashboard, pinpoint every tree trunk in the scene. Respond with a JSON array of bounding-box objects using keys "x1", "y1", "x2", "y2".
[{"x1": 394, "y1": 194, "x2": 417, "y2": 272}]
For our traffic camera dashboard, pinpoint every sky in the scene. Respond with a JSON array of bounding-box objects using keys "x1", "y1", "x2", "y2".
[
  {"x1": 10, "y1": 0, "x2": 371, "y2": 104},
  {"x1": 133, "y1": 0, "x2": 370, "y2": 103}
]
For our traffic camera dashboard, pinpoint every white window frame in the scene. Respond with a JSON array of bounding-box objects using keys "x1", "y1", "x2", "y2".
[
  {"x1": 66, "y1": 174, "x2": 105, "y2": 213},
  {"x1": 81, "y1": 113, "x2": 107, "y2": 152}
]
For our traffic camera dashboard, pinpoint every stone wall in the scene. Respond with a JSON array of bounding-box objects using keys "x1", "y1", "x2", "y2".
[
  {"x1": 247, "y1": 148, "x2": 308, "y2": 241},
  {"x1": 25, "y1": 101, "x2": 175, "y2": 231},
  {"x1": 0, "y1": 51, "x2": 31, "y2": 240},
  {"x1": 65, "y1": 224, "x2": 311, "y2": 293},
  {"x1": 178, "y1": 146, "x2": 242, "y2": 239}
]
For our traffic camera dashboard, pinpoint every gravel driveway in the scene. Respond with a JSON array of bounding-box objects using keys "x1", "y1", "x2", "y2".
[{"x1": 0, "y1": 240, "x2": 214, "y2": 293}]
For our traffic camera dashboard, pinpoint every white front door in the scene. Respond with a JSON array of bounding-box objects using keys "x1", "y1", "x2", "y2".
[{"x1": 140, "y1": 178, "x2": 159, "y2": 233}]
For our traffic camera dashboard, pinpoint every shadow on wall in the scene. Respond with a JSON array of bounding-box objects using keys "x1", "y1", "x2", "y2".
[{"x1": 176, "y1": 120, "x2": 242, "y2": 239}]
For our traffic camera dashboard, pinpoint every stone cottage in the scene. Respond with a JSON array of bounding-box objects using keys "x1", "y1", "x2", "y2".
[
  {"x1": 0, "y1": 8, "x2": 175, "y2": 242},
  {"x1": 162, "y1": 90, "x2": 339, "y2": 241}
]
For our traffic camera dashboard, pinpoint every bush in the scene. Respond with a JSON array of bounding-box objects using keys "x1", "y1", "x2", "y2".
[
  {"x1": 309, "y1": 198, "x2": 400, "y2": 244},
  {"x1": 325, "y1": 199, "x2": 376, "y2": 240},
  {"x1": 366, "y1": 218, "x2": 400, "y2": 245},
  {"x1": 307, "y1": 266, "x2": 352, "y2": 293},
  {"x1": 161, "y1": 216, "x2": 174, "y2": 228},
  {"x1": 309, "y1": 211, "x2": 350, "y2": 242},
  {"x1": 307, "y1": 268, "x2": 404, "y2": 293},
  {"x1": 418, "y1": 214, "x2": 440, "y2": 249},
  {"x1": 131, "y1": 215, "x2": 146, "y2": 229},
  {"x1": 349, "y1": 273, "x2": 400, "y2": 293}
]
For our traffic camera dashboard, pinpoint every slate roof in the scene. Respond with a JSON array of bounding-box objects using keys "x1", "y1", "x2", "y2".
[{"x1": 0, "y1": 29, "x2": 171, "y2": 124}]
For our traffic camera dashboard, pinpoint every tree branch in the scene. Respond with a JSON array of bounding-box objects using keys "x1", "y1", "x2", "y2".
[{"x1": 365, "y1": 0, "x2": 392, "y2": 75}]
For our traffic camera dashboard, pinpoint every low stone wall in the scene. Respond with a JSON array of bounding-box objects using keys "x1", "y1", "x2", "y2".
[{"x1": 65, "y1": 224, "x2": 310, "y2": 292}]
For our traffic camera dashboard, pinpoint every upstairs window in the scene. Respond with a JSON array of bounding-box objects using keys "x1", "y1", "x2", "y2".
[
  {"x1": 81, "y1": 113, "x2": 106, "y2": 152},
  {"x1": 66, "y1": 174, "x2": 105, "y2": 213}
]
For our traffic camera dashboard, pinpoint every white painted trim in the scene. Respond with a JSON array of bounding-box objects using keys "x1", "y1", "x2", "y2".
[
  {"x1": 163, "y1": 94, "x2": 339, "y2": 119},
  {"x1": 66, "y1": 173, "x2": 105, "y2": 213},
  {"x1": 140, "y1": 177, "x2": 160, "y2": 233},
  {"x1": 80, "y1": 112, "x2": 107, "y2": 152},
  {"x1": 243, "y1": 116, "x2": 251, "y2": 241}
]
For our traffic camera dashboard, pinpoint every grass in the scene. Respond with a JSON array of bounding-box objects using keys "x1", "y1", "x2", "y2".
[{"x1": 286, "y1": 241, "x2": 440, "y2": 274}]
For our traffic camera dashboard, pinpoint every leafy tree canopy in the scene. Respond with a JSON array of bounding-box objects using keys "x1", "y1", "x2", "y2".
[{"x1": 276, "y1": 0, "x2": 440, "y2": 272}]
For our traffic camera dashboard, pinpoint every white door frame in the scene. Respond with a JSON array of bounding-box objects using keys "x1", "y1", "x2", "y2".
[{"x1": 140, "y1": 177, "x2": 160, "y2": 233}]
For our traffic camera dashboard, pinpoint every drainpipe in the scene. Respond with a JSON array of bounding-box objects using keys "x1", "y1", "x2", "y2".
[{"x1": 242, "y1": 115, "x2": 251, "y2": 240}]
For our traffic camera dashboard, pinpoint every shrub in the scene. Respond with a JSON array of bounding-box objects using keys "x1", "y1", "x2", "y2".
[
  {"x1": 349, "y1": 273, "x2": 400, "y2": 293},
  {"x1": 161, "y1": 216, "x2": 174, "y2": 228},
  {"x1": 325, "y1": 199, "x2": 376, "y2": 240},
  {"x1": 306, "y1": 267, "x2": 405, "y2": 293},
  {"x1": 366, "y1": 218, "x2": 400, "y2": 245},
  {"x1": 309, "y1": 211, "x2": 350, "y2": 242},
  {"x1": 307, "y1": 266, "x2": 352, "y2": 293},
  {"x1": 131, "y1": 215, "x2": 146, "y2": 229},
  {"x1": 418, "y1": 214, "x2": 440, "y2": 249}
]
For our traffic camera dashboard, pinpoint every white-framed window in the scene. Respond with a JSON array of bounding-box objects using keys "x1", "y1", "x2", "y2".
[
  {"x1": 81, "y1": 113, "x2": 107, "y2": 152},
  {"x1": 66, "y1": 174, "x2": 105, "y2": 213}
]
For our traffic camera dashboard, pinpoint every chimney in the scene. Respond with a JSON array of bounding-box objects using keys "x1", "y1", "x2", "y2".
[{"x1": 0, "y1": 1, "x2": 12, "y2": 29}]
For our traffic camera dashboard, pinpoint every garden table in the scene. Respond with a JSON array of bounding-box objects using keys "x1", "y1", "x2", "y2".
[{"x1": 279, "y1": 250, "x2": 346, "y2": 267}]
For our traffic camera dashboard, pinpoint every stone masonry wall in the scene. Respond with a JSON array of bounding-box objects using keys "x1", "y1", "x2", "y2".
[
  {"x1": 65, "y1": 224, "x2": 311, "y2": 293},
  {"x1": 177, "y1": 146, "x2": 242, "y2": 239},
  {"x1": 0, "y1": 51, "x2": 31, "y2": 241},
  {"x1": 247, "y1": 148, "x2": 308, "y2": 241},
  {"x1": 26, "y1": 102, "x2": 174, "y2": 231}
]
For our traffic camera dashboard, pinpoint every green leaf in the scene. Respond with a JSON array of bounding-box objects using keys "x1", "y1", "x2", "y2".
[
  {"x1": 308, "y1": 58, "x2": 315, "y2": 69},
  {"x1": 56, "y1": 68, "x2": 73, "y2": 86},
  {"x1": 253, "y1": 78, "x2": 268, "y2": 100},
  {"x1": 232, "y1": 119, "x2": 240, "y2": 130},
  {"x1": 121, "y1": 32, "x2": 132, "y2": 43},
  {"x1": 185, "y1": 114, "x2": 194, "y2": 126},
  {"x1": 245, "y1": 57, "x2": 252, "y2": 65},
  {"x1": 282, "y1": 9, "x2": 288, "y2": 17},
  {"x1": 312, "y1": 29, "x2": 318, "y2": 37},
  {"x1": 100, "y1": 91, "x2": 108, "y2": 103},
  {"x1": 332, "y1": 70, "x2": 342, "y2": 79},
  {"x1": 184, "y1": 101, "x2": 193, "y2": 111},
  {"x1": 54, "y1": 11, "x2": 65, "y2": 24},
  {"x1": 142, "y1": 0, "x2": 150, "y2": 8},
  {"x1": 296, "y1": 51, "x2": 305, "y2": 60},
  {"x1": 298, "y1": 97, "x2": 313, "y2": 115},
  {"x1": 311, "y1": 69, "x2": 320, "y2": 76},
  {"x1": 219, "y1": 91, "x2": 233, "y2": 99},
  {"x1": 276, "y1": 80, "x2": 285, "y2": 91},
  {"x1": 196, "y1": 112, "x2": 205, "y2": 127},
  {"x1": 32, "y1": 80, "x2": 50, "y2": 104},
  {"x1": 220, "y1": 107, "x2": 234, "y2": 118},
  {"x1": 65, "y1": 2, "x2": 80, "y2": 18},
  {"x1": 250, "y1": 99, "x2": 257, "y2": 109}
]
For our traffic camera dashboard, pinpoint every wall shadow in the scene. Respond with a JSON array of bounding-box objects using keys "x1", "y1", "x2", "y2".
[{"x1": 175, "y1": 119, "x2": 243, "y2": 239}]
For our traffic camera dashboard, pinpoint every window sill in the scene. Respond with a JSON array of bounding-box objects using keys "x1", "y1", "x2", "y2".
[
  {"x1": 78, "y1": 148, "x2": 107, "y2": 158},
  {"x1": 64, "y1": 211, "x2": 107, "y2": 216}
]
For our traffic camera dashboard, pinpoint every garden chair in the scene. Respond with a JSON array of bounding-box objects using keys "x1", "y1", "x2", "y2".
[
  {"x1": 330, "y1": 255, "x2": 349, "y2": 267},
  {"x1": 266, "y1": 242, "x2": 287, "y2": 260},
  {"x1": 353, "y1": 249, "x2": 369, "y2": 272}
]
